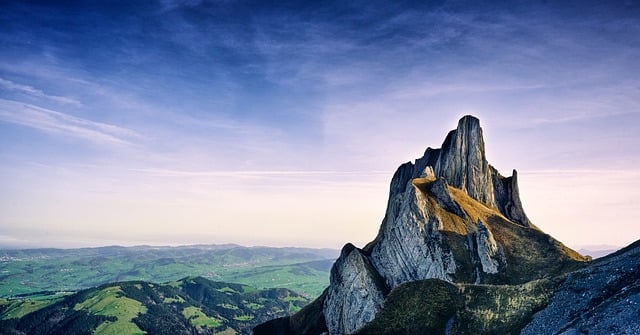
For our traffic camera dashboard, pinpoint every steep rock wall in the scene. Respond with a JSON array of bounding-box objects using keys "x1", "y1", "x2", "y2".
[{"x1": 323, "y1": 244, "x2": 388, "y2": 335}]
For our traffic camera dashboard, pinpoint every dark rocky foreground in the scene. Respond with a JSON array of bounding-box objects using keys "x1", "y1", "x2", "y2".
[{"x1": 521, "y1": 240, "x2": 640, "y2": 335}]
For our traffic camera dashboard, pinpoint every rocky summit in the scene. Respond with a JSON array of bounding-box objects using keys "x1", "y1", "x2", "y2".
[{"x1": 254, "y1": 115, "x2": 608, "y2": 335}]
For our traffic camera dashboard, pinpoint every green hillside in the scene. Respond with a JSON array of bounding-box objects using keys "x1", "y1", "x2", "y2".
[{"x1": 0, "y1": 276, "x2": 310, "y2": 335}]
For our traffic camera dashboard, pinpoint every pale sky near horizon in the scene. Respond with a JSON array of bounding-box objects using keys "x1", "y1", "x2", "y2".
[{"x1": 1, "y1": 0, "x2": 639, "y2": 250}]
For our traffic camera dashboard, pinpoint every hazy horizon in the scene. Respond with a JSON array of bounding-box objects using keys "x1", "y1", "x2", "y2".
[
  {"x1": 0, "y1": 237, "x2": 625, "y2": 253},
  {"x1": 1, "y1": 1, "x2": 639, "y2": 251}
]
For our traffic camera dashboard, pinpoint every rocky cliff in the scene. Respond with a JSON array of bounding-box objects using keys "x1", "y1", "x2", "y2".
[
  {"x1": 323, "y1": 244, "x2": 388, "y2": 335},
  {"x1": 254, "y1": 115, "x2": 589, "y2": 335}
]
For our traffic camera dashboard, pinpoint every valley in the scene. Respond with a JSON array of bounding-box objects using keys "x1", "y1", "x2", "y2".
[
  {"x1": 0, "y1": 245, "x2": 337, "y2": 299},
  {"x1": 0, "y1": 245, "x2": 337, "y2": 334}
]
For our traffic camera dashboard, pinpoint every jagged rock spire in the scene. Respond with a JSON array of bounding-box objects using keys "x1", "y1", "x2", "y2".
[
  {"x1": 493, "y1": 169, "x2": 532, "y2": 226},
  {"x1": 413, "y1": 115, "x2": 530, "y2": 226},
  {"x1": 434, "y1": 115, "x2": 496, "y2": 208}
]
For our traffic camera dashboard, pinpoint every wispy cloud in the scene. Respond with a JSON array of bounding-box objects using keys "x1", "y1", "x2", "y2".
[
  {"x1": 391, "y1": 81, "x2": 550, "y2": 100},
  {"x1": 521, "y1": 169, "x2": 640, "y2": 177},
  {"x1": 529, "y1": 112, "x2": 629, "y2": 125},
  {"x1": 0, "y1": 99, "x2": 140, "y2": 146},
  {"x1": 0, "y1": 77, "x2": 82, "y2": 106},
  {"x1": 129, "y1": 167, "x2": 388, "y2": 178}
]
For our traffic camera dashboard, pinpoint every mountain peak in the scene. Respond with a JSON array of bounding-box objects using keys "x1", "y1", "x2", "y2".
[
  {"x1": 409, "y1": 115, "x2": 530, "y2": 226},
  {"x1": 434, "y1": 115, "x2": 494, "y2": 207},
  {"x1": 454, "y1": 114, "x2": 482, "y2": 138},
  {"x1": 255, "y1": 115, "x2": 589, "y2": 335}
]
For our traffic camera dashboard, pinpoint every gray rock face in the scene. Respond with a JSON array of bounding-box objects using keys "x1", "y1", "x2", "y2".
[
  {"x1": 521, "y1": 241, "x2": 640, "y2": 335},
  {"x1": 369, "y1": 177, "x2": 458, "y2": 288},
  {"x1": 324, "y1": 244, "x2": 388, "y2": 335},
  {"x1": 467, "y1": 219, "x2": 504, "y2": 283},
  {"x1": 434, "y1": 115, "x2": 496, "y2": 208},
  {"x1": 367, "y1": 115, "x2": 530, "y2": 289},
  {"x1": 492, "y1": 169, "x2": 532, "y2": 227},
  {"x1": 474, "y1": 221, "x2": 500, "y2": 274}
]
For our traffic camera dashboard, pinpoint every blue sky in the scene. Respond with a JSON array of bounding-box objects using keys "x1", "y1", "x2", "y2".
[{"x1": 0, "y1": 0, "x2": 639, "y2": 249}]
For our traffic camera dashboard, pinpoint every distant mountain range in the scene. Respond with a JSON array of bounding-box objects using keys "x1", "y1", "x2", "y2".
[
  {"x1": 255, "y1": 116, "x2": 640, "y2": 335},
  {"x1": 0, "y1": 244, "x2": 338, "y2": 299}
]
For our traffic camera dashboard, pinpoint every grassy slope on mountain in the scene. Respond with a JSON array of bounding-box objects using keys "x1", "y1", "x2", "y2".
[
  {"x1": 421, "y1": 182, "x2": 589, "y2": 284},
  {"x1": 0, "y1": 287, "x2": 116, "y2": 335},
  {"x1": 450, "y1": 185, "x2": 587, "y2": 282},
  {"x1": 74, "y1": 286, "x2": 147, "y2": 335},
  {"x1": 0, "y1": 293, "x2": 69, "y2": 320},
  {"x1": 356, "y1": 278, "x2": 559, "y2": 335},
  {"x1": 356, "y1": 279, "x2": 460, "y2": 335},
  {"x1": 0, "y1": 277, "x2": 310, "y2": 335},
  {"x1": 253, "y1": 289, "x2": 329, "y2": 335},
  {"x1": 452, "y1": 279, "x2": 559, "y2": 334},
  {"x1": 0, "y1": 246, "x2": 336, "y2": 298}
]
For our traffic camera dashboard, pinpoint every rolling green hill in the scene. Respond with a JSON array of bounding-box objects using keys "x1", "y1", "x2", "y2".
[
  {"x1": 0, "y1": 276, "x2": 310, "y2": 335},
  {"x1": 0, "y1": 245, "x2": 337, "y2": 298}
]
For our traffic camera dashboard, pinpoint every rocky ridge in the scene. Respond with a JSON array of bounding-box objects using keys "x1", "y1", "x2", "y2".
[
  {"x1": 254, "y1": 115, "x2": 589, "y2": 335},
  {"x1": 521, "y1": 240, "x2": 640, "y2": 335}
]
